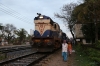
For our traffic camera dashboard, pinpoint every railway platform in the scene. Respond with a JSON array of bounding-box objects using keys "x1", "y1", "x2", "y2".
[{"x1": 34, "y1": 49, "x2": 77, "y2": 66}]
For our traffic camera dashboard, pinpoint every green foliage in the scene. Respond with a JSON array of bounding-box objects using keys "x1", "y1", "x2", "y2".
[
  {"x1": 81, "y1": 23, "x2": 95, "y2": 42},
  {"x1": 15, "y1": 28, "x2": 28, "y2": 44},
  {"x1": 75, "y1": 44, "x2": 93, "y2": 66},
  {"x1": 0, "y1": 23, "x2": 29, "y2": 45},
  {"x1": 87, "y1": 41, "x2": 100, "y2": 64},
  {"x1": 94, "y1": 40, "x2": 100, "y2": 48},
  {"x1": 73, "y1": 0, "x2": 100, "y2": 23},
  {"x1": 73, "y1": 0, "x2": 100, "y2": 64},
  {"x1": 81, "y1": 24, "x2": 100, "y2": 43},
  {"x1": 87, "y1": 48, "x2": 100, "y2": 65},
  {"x1": 75, "y1": 42, "x2": 100, "y2": 66},
  {"x1": 75, "y1": 44, "x2": 83, "y2": 54},
  {"x1": 72, "y1": 0, "x2": 100, "y2": 44}
]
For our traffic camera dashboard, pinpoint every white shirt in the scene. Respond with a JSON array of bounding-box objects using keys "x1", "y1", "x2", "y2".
[{"x1": 62, "y1": 43, "x2": 68, "y2": 52}]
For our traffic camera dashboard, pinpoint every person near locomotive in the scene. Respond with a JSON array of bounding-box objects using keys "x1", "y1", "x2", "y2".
[
  {"x1": 68, "y1": 41, "x2": 72, "y2": 56},
  {"x1": 62, "y1": 40, "x2": 68, "y2": 61}
]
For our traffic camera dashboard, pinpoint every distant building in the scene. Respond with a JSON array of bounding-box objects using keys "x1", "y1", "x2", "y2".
[
  {"x1": 30, "y1": 29, "x2": 34, "y2": 36},
  {"x1": 73, "y1": 24, "x2": 92, "y2": 44},
  {"x1": 74, "y1": 24, "x2": 83, "y2": 38}
]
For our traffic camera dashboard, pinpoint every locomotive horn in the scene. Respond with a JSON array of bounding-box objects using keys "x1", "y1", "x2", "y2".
[{"x1": 37, "y1": 13, "x2": 41, "y2": 16}]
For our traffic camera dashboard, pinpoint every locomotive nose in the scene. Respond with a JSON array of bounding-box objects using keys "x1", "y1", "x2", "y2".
[
  {"x1": 37, "y1": 41, "x2": 44, "y2": 47},
  {"x1": 37, "y1": 42, "x2": 41, "y2": 46},
  {"x1": 47, "y1": 41, "x2": 52, "y2": 45}
]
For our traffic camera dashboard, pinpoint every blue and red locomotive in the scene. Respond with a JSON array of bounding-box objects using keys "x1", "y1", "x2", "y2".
[{"x1": 30, "y1": 13, "x2": 68, "y2": 52}]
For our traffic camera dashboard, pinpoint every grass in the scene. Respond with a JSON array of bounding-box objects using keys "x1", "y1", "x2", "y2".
[
  {"x1": 75, "y1": 54, "x2": 94, "y2": 66},
  {"x1": 73, "y1": 45, "x2": 97, "y2": 66}
]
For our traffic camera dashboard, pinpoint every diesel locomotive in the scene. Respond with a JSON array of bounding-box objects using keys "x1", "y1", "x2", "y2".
[{"x1": 30, "y1": 13, "x2": 68, "y2": 52}]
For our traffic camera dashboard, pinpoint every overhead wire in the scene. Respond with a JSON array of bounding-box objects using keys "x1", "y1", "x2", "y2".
[
  {"x1": 0, "y1": 8, "x2": 33, "y2": 25},
  {"x1": 0, "y1": 3, "x2": 32, "y2": 22},
  {"x1": 0, "y1": 5, "x2": 33, "y2": 25},
  {"x1": 0, "y1": 3, "x2": 33, "y2": 25}
]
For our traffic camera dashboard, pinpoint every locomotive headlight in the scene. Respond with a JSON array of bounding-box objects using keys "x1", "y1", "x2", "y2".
[
  {"x1": 45, "y1": 39, "x2": 50, "y2": 42},
  {"x1": 35, "y1": 40, "x2": 40, "y2": 42},
  {"x1": 39, "y1": 16, "x2": 43, "y2": 19}
]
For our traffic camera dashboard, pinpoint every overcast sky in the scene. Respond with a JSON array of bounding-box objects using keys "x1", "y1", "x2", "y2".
[{"x1": 0, "y1": 0, "x2": 81, "y2": 38}]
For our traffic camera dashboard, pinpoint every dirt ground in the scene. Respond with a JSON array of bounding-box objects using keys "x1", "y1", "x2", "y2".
[{"x1": 34, "y1": 49, "x2": 77, "y2": 66}]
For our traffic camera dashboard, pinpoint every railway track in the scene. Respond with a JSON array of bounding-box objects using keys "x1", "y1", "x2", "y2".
[
  {"x1": 0, "y1": 45, "x2": 31, "y2": 53},
  {"x1": 0, "y1": 45, "x2": 49, "y2": 66},
  {"x1": 1, "y1": 53, "x2": 47, "y2": 66},
  {"x1": 0, "y1": 46, "x2": 34, "y2": 61}
]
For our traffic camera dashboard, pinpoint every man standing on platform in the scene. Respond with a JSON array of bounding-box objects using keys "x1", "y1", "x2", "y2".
[{"x1": 62, "y1": 40, "x2": 68, "y2": 62}]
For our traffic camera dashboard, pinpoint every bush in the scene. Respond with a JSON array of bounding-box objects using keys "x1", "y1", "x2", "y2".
[
  {"x1": 75, "y1": 42, "x2": 100, "y2": 66},
  {"x1": 94, "y1": 41, "x2": 100, "y2": 49}
]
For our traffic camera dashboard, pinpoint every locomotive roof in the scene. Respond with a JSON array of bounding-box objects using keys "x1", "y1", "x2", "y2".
[{"x1": 34, "y1": 15, "x2": 55, "y2": 25}]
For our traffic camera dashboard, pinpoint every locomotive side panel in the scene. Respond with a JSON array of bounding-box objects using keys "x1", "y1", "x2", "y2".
[{"x1": 51, "y1": 23, "x2": 60, "y2": 38}]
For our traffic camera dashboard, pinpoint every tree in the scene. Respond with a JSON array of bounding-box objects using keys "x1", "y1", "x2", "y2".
[
  {"x1": 26, "y1": 34, "x2": 31, "y2": 41},
  {"x1": 15, "y1": 28, "x2": 27, "y2": 44},
  {"x1": 0, "y1": 23, "x2": 3, "y2": 37},
  {"x1": 73, "y1": 0, "x2": 100, "y2": 42},
  {"x1": 4, "y1": 24, "x2": 16, "y2": 44},
  {"x1": 55, "y1": 3, "x2": 78, "y2": 44},
  {"x1": 81, "y1": 23, "x2": 95, "y2": 43}
]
